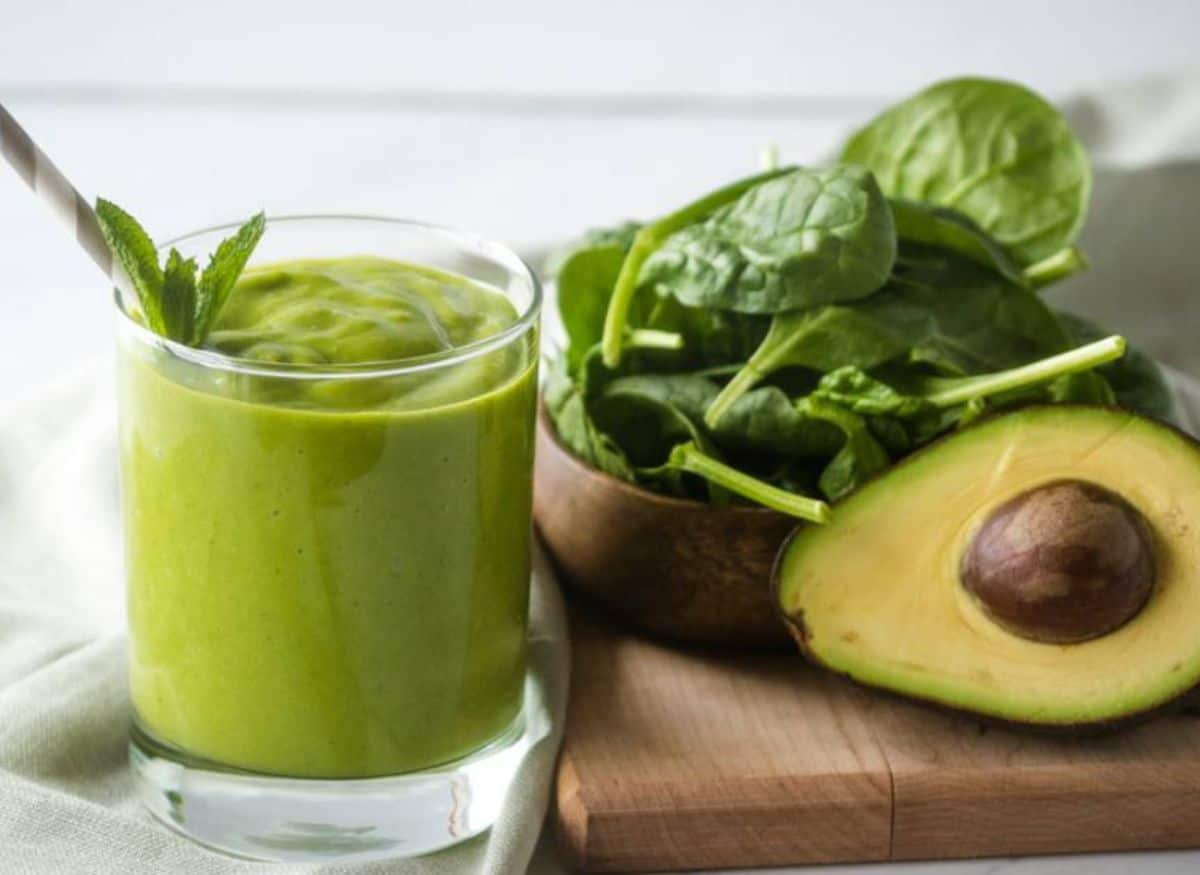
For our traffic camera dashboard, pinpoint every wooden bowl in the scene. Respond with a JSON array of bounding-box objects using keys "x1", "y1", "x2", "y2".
[{"x1": 534, "y1": 404, "x2": 798, "y2": 648}]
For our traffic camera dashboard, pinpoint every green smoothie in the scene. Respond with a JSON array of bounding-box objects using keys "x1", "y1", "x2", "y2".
[{"x1": 120, "y1": 256, "x2": 537, "y2": 778}]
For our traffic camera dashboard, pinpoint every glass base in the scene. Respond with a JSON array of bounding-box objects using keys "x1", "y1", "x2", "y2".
[{"x1": 130, "y1": 692, "x2": 534, "y2": 862}]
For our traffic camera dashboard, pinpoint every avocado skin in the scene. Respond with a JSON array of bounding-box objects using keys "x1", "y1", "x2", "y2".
[
  {"x1": 778, "y1": 598, "x2": 1198, "y2": 735},
  {"x1": 771, "y1": 404, "x2": 1200, "y2": 733}
]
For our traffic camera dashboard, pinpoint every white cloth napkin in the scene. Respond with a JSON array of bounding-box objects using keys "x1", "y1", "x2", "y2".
[{"x1": 0, "y1": 368, "x2": 570, "y2": 874}]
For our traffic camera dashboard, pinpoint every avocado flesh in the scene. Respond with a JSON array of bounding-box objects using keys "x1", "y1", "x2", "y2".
[{"x1": 776, "y1": 405, "x2": 1200, "y2": 728}]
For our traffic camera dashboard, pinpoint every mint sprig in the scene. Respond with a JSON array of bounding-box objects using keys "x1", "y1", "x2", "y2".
[
  {"x1": 161, "y1": 248, "x2": 199, "y2": 341},
  {"x1": 94, "y1": 200, "x2": 165, "y2": 334},
  {"x1": 96, "y1": 199, "x2": 265, "y2": 346}
]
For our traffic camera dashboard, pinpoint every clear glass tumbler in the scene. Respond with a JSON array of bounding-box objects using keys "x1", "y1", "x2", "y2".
[{"x1": 116, "y1": 216, "x2": 541, "y2": 862}]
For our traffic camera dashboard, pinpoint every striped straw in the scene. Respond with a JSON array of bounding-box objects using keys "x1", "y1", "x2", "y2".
[{"x1": 0, "y1": 101, "x2": 133, "y2": 299}]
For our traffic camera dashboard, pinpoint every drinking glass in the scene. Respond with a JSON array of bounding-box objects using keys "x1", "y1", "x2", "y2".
[{"x1": 116, "y1": 216, "x2": 541, "y2": 862}]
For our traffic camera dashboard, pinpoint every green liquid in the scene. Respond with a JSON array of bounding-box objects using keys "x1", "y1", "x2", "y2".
[{"x1": 120, "y1": 257, "x2": 537, "y2": 778}]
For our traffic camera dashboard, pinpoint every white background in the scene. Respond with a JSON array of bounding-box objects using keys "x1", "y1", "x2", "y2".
[
  {"x1": 2, "y1": 3, "x2": 1200, "y2": 872},
  {"x1": 3, "y1": 0, "x2": 1200, "y2": 405},
  {"x1": 4, "y1": 0, "x2": 1198, "y2": 96}
]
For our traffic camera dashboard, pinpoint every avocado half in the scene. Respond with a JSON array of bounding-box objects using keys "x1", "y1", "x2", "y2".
[{"x1": 775, "y1": 405, "x2": 1200, "y2": 729}]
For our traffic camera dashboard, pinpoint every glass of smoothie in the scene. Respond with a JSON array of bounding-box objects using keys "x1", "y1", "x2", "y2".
[{"x1": 116, "y1": 216, "x2": 541, "y2": 861}]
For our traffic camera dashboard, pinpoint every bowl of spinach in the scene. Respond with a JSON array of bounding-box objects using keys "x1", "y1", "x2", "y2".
[{"x1": 533, "y1": 77, "x2": 1176, "y2": 648}]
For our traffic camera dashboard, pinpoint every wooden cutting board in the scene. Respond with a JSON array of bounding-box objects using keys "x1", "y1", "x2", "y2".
[{"x1": 555, "y1": 610, "x2": 1200, "y2": 872}]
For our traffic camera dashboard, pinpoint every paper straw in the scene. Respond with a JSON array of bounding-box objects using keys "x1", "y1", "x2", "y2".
[{"x1": 0, "y1": 101, "x2": 132, "y2": 298}]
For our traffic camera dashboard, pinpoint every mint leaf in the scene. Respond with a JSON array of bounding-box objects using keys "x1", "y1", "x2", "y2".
[
  {"x1": 95, "y1": 198, "x2": 166, "y2": 334},
  {"x1": 161, "y1": 248, "x2": 199, "y2": 343},
  {"x1": 96, "y1": 201, "x2": 265, "y2": 346},
  {"x1": 195, "y1": 211, "x2": 266, "y2": 340}
]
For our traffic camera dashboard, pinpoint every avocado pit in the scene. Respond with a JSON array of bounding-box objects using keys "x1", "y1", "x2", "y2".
[{"x1": 961, "y1": 479, "x2": 1156, "y2": 643}]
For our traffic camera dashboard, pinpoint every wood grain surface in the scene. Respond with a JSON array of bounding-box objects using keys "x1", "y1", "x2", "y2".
[{"x1": 556, "y1": 611, "x2": 1200, "y2": 872}]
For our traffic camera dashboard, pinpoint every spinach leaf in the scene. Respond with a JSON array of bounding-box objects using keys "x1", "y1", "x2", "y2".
[
  {"x1": 889, "y1": 198, "x2": 1025, "y2": 285},
  {"x1": 601, "y1": 166, "x2": 795, "y2": 366},
  {"x1": 914, "y1": 335, "x2": 1122, "y2": 406},
  {"x1": 589, "y1": 386, "x2": 712, "y2": 498},
  {"x1": 709, "y1": 385, "x2": 843, "y2": 458},
  {"x1": 841, "y1": 77, "x2": 1091, "y2": 266},
  {"x1": 555, "y1": 244, "x2": 628, "y2": 371},
  {"x1": 659, "y1": 442, "x2": 831, "y2": 522},
  {"x1": 811, "y1": 367, "x2": 935, "y2": 418},
  {"x1": 760, "y1": 454, "x2": 829, "y2": 496},
  {"x1": 705, "y1": 245, "x2": 1070, "y2": 425},
  {"x1": 640, "y1": 165, "x2": 896, "y2": 315},
  {"x1": 595, "y1": 372, "x2": 881, "y2": 505},
  {"x1": 554, "y1": 242, "x2": 686, "y2": 374},
  {"x1": 544, "y1": 78, "x2": 1130, "y2": 520},
  {"x1": 798, "y1": 398, "x2": 891, "y2": 501},
  {"x1": 702, "y1": 305, "x2": 918, "y2": 426},
  {"x1": 590, "y1": 373, "x2": 832, "y2": 518},
  {"x1": 598, "y1": 374, "x2": 842, "y2": 459},
  {"x1": 806, "y1": 337, "x2": 1120, "y2": 452},
  {"x1": 575, "y1": 343, "x2": 623, "y2": 399},
  {"x1": 1047, "y1": 370, "x2": 1116, "y2": 405},
  {"x1": 1056, "y1": 311, "x2": 1179, "y2": 423},
  {"x1": 1022, "y1": 247, "x2": 1087, "y2": 290},
  {"x1": 890, "y1": 245, "x2": 1070, "y2": 375},
  {"x1": 546, "y1": 221, "x2": 641, "y2": 276},
  {"x1": 813, "y1": 335, "x2": 1125, "y2": 416},
  {"x1": 642, "y1": 294, "x2": 770, "y2": 367},
  {"x1": 866, "y1": 415, "x2": 912, "y2": 455},
  {"x1": 810, "y1": 368, "x2": 966, "y2": 446},
  {"x1": 543, "y1": 358, "x2": 635, "y2": 481},
  {"x1": 593, "y1": 373, "x2": 718, "y2": 454},
  {"x1": 588, "y1": 373, "x2": 732, "y2": 501}
]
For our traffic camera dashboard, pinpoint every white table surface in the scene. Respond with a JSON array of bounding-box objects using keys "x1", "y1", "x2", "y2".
[{"x1": 3, "y1": 3, "x2": 1200, "y2": 871}]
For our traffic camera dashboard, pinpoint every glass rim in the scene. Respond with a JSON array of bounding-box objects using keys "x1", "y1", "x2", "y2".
[{"x1": 113, "y1": 214, "x2": 542, "y2": 381}]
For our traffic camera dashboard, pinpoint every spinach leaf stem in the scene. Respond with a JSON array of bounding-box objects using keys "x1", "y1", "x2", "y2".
[
  {"x1": 921, "y1": 335, "x2": 1125, "y2": 407},
  {"x1": 600, "y1": 167, "x2": 794, "y2": 367},
  {"x1": 666, "y1": 442, "x2": 832, "y2": 523}
]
